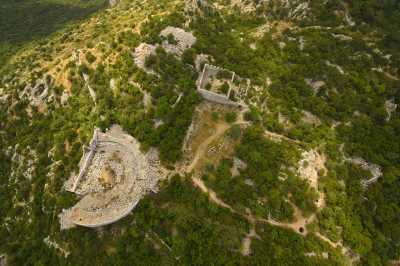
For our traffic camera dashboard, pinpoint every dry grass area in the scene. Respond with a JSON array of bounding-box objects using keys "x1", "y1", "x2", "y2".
[
  {"x1": 184, "y1": 102, "x2": 237, "y2": 162},
  {"x1": 7, "y1": 0, "x2": 181, "y2": 93},
  {"x1": 99, "y1": 164, "x2": 115, "y2": 186},
  {"x1": 196, "y1": 127, "x2": 241, "y2": 175}
]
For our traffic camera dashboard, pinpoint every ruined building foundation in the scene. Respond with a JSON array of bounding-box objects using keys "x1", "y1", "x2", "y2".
[{"x1": 59, "y1": 125, "x2": 167, "y2": 229}]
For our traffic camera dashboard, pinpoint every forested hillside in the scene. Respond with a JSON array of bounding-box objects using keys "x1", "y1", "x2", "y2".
[
  {"x1": 0, "y1": 0, "x2": 399, "y2": 265},
  {"x1": 0, "y1": 0, "x2": 107, "y2": 63}
]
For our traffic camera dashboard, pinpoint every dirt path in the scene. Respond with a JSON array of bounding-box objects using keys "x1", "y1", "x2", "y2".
[
  {"x1": 192, "y1": 176, "x2": 234, "y2": 211},
  {"x1": 181, "y1": 107, "x2": 340, "y2": 253},
  {"x1": 187, "y1": 123, "x2": 230, "y2": 172},
  {"x1": 264, "y1": 130, "x2": 300, "y2": 144},
  {"x1": 185, "y1": 121, "x2": 324, "y2": 234}
]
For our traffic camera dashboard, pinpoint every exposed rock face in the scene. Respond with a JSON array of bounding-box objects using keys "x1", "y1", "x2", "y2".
[
  {"x1": 43, "y1": 236, "x2": 70, "y2": 258},
  {"x1": 341, "y1": 144, "x2": 383, "y2": 187},
  {"x1": 82, "y1": 73, "x2": 97, "y2": 104},
  {"x1": 0, "y1": 88, "x2": 9, "y2": 103},
  {"x1": 133, "y1": 43, "x2": 157, "y2": 73},
  {"x1": 133, "y1": 27, "x2": 196, "y2": 73},
  {"x1": 109, "y1": 0, "x2": 118, "y2": 7},
  {"x1": 60, "y1": 91, "x2": 70, "y2": 105},
  {"x1": 185, "y1": 0, "x2": 211, "y2": 15},
  {"x1": 325, "y1": 60, "x2": 345, "y2": 74},
  {"x1": 246, "y1": 0, "x2": 311, "y2": 20},
  {"x1": 9, "y1": 145, "x2": 37, "y2": 181},
  {"x1": 60, "y1": 125, "x2": 168, "y2": 229},
  {"x1": 305, "y1": 79, "x2": 325, "y2": 95},
  {"x1": 301, "y1": 110, "x2": 321, "y2": 126},
  {"x1": 231, "y1": 157, "x2": 247, "y2": 176},
  {"x1": 385, "y1": 99, "x2": 397, "y2": 121},
  {"x1": 160, "y1": 27, "x2": 197, "y2": 56},
  {"x1": 0, "y1": 254, "x2": 6, "y2": 266},
  {"x1": 19, "y1": 77, "x2": 55, "y2": 109},
  {"x1": 195, "y1": 54, "x2": 211, "y2": 72},
  {"x1": 348, "y1": 157, "x2": 382, "y2": 187},
  {"x1": 298, "y1": 149, "x2": 326, "y2": 209}
]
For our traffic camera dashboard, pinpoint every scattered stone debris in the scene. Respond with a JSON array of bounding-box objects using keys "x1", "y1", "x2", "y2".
[
  {"x1": 385, "y1": 99, "x2": 397, "y2": 121},
  {"x1": 185, "y1": 0, "x2": 212, "y2": 16},
  {"x1": 345, "y1": 13, "x2": 356, "y2": 27},
  {"x1": 305, "y1": 79, "x2": 325, "y2": 95},
  {"x1": 229, "y1": 0, "x2": 257, "y2": 13},
  {"x1": 325, "y1": 60, "x2": 345, "y2": 75},
  {"x1": 287, "y1": 1, "x2": 310, "y2": 20},
  {"x1": 341, "y1": 144, "x2": 383, "y2": 187},
  {"x1": 110, "y1": 78, "x2": 116, "y2": 93},
  {"x1": 231, "y1": 157, "x2": 247, "y2": 176},
  {"x1": 160, "y1": 27, "x2": 196, "y2": 56},
  {"x1": 244, "y1": 179, "x2": 255, "y2": 186},
  {"x1": 59, "y1": 125, "x2": 168, "y2": 229},
  {"x1": 301, "y1": 110, "x2": 321, "y2": 126},
  {"x1": 299, "y1": 36, "x2": 305, "y2": 51},
  {"x1": 19, "y1": 77, "x2": 55, "y2": 110},
  {"x1": 348, "y1": 157, "x2": 382, "y2": 187},
  {"x1": 331, "y1": 33, "x2": 353, "y2": 41},
  {"x1": 298, "y1": 149, "x2": 326, "y2": 209},
  {"x1": 304, "y1": 251, "x2": 329, "y2": 259},
  {"x1": 43, "y1": 236, "x2": 70, "y2": 258},
  {"x1": 0, "y1": 88, "x2": 9, "y2": 103},
  {"x1": 10, "y1": 145, "x2": 37, "y2": 181},
  {"x1": 256, "y1": 0, "x2": 310, "y2": 21},
  {"x1": 153, "y1": 119, "x2": 164, "y2": 128},
  {"x1": 278, "y1": 42, "x2": 286, "y2": 49},
  {"x1": 60, "y1": 91, "x2": 71, "y2": 105}
]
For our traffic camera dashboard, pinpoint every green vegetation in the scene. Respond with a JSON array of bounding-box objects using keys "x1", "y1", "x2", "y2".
[
  {"x1": 203, "y1": 126, "x2": 317, "y2": 221},
  {"x1": 0, "y1": 0, "x2": 107, "y2": 64},
  {"x1": 0, "y1": 0, "x2": 399, "y2": 265}
]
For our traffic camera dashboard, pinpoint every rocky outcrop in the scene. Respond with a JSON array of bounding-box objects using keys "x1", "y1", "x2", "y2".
[
  {"x1": 19, "y1": 77, "x2": 55, "y2": 109},
  {"x1": 385, "y1": 99, "x2": 397, "y2": 122},
  {"x1": 185, "y1": 0, "x2": 212, "y2": 15},
  {"x1": 160, "y1": 27, "x2": 197, "y2": 56},
  {"x1": 133, "y1": 43, "x2": 157, "y2": 73},
  {"x1": 109, "y1": 0, "x2": 119, "y2": 7}
]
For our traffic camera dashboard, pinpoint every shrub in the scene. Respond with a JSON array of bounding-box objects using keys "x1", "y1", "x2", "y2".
[
  {"x1": 225, "y1": 112, "x2": 237, "y2": 123},
  {"x1": 86, "y1": 52, "x2": 97, "y2": 64},
  {"x1": 228, "y1": 125, "x2": 241, "y2": 140}
]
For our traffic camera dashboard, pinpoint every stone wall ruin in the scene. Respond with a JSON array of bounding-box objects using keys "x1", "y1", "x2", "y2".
[
  {"x1": 59, "y1": 125, "x2": 167, "y2": 229},
  {"x1": 197, "y1": 63, "x2": 248, "y2": 107}
]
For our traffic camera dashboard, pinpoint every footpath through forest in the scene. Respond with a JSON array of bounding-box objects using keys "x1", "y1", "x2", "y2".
[{"x1": 181, "y1": 112, "x2": 342, "y2": 255}]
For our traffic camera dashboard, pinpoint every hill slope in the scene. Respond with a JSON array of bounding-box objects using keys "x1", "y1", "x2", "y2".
[{"x1": 0, "y1": 0, "x2": 399, "y2": 265}]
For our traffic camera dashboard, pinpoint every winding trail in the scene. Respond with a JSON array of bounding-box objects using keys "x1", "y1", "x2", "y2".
[
  {"x1": 182, "y1": 117, "x2": 341, "y2": 252},
  {"x1": 178, "y1": 103, "x2": 343, "y2": 254}
]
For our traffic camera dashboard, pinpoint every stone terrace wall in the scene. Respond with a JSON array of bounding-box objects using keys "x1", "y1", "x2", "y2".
[{"x1": 198, "y1": 88, "x2": 240, "y2": 106}]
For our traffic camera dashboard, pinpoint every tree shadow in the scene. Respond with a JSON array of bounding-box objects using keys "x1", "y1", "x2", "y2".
[{"x1": 0, "y1": 0, "x2": 107, "y2": 63}]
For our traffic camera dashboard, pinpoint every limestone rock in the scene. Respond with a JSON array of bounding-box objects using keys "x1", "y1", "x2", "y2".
[{"x1": 160, "y1": 27, "x2": 196, "y2": 56}]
